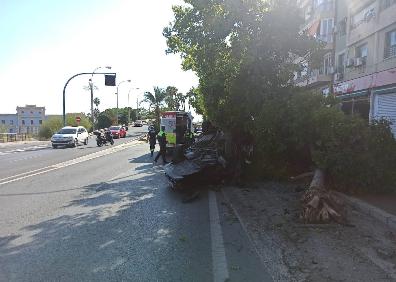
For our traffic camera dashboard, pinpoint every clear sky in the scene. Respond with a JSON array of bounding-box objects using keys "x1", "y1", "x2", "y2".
[{"x1": 0, "y1": 0, "x2": 198, "y2": 115}]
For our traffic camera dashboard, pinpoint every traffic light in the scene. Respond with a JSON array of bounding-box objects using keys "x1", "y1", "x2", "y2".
[{"x1": 105, "y1": 74, "x2": 116, "y2": 86}]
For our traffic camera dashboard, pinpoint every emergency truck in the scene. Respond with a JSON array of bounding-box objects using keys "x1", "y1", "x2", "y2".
[{"x1": 160, "y1": 111, "x2": 193, "y2": 150}]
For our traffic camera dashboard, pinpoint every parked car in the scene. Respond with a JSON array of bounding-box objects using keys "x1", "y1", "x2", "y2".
[
  {"x1": 109, "y1": 125, "x2": 126, "y2": 138},
  {"x1": 51, "y1": 126, "x2": 89, "y2": 148},
  {"x1": 134, "y1": 120, "x2": 143, "y2": 127}
]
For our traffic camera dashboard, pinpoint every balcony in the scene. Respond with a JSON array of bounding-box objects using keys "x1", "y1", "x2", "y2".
[
  {"x1": 295, "y1": 69, "x2": 332, "y2": 88},
  {"x1": 385, "y1": 45, "x2": 396, "y2": 59}
]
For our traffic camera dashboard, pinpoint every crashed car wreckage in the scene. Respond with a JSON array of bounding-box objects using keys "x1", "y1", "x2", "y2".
[{"x1": 164, "y1": 123, "x2": 254, "y2": 189}]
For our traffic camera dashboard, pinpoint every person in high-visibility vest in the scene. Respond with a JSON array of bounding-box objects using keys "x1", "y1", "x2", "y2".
[
  {"x1": 154, "y1": 126, "x2": 168, "y2": 164},
  {"x1": 184, "y1": 130, "x2": 195, "y2": 147},
  {"x1": 147, "y1": 125, "x2": 157, "y2": 157}
]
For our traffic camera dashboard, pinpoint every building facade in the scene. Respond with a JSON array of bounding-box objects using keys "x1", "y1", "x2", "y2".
[
  {"x1": 295, "y1": 0, "x2": 336, "y2": 92},
  {"x1": 296, "y1": 0, "x2": 396, "y2": 135},
  {"x1": 0, "y1": 105, "x2": 46, "y2": 134},
  {"x1": 0, "y1": 114, "x2": 18, "y2": 133}
]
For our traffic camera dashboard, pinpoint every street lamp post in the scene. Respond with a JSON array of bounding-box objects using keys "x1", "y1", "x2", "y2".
[
  {"x1": 116, "y1": 79, "x2": 131, "y2": 125},
  {"x1": 63, "y1": 71, "x2": 116, "y2": 126},
  {"x1": 128, "y1": 87, "x2": 140, "y2": 127},
  {"x1": 89, "y1": 66, "x2": 111, "y2": 128}
]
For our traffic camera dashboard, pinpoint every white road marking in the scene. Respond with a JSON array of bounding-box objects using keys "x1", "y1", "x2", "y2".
[
  {"x1": 209, "y1": 190, "x2": 229, "y2": 282},
  {"x1": 0, "y1": 137, "x2": 144, "y2": 186}
]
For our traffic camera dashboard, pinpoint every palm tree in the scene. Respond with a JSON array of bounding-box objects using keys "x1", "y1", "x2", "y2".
[
  {"x1": 144, "y1": 87, "x2": 166, "y2": 128},
  {"x1": 93, "y1": 97, "x2": 100, "y2": 109}
]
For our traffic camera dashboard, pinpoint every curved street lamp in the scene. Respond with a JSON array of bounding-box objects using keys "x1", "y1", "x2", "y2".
[
  {"x1": 116, "y1": 79, "x2": 131, "y2": 125},
  {"x1": 89, "y1": 66, "x2": 111, "y2": 127}
]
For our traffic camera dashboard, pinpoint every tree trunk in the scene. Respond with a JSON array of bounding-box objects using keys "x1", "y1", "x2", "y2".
[{"x1": 300, "y1": 169, "x2": 346, "y2": 224}]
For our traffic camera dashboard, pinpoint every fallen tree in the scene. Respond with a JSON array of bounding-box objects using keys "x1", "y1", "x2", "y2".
[{"x1": 300, "y1": 169, "x2": 346, "y2": 224}]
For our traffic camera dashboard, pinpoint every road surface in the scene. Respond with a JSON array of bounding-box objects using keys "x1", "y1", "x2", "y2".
[{"x1": 0, "y1": 126, "x2": 271, "y2": 281}]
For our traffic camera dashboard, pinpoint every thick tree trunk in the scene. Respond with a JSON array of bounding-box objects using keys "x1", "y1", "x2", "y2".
[{"x1": 301, "y1": 169, "x2": 346, "y2": 224}]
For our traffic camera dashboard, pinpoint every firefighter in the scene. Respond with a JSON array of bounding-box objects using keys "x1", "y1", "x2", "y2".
[
  {"x1": 154, "y1": 126, "x2": 168, "y2": 164},
  {"x1": 147, "y1": 125, "x2": 157, "y2": 157}
]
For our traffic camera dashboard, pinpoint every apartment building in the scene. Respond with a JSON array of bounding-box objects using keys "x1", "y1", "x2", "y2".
[
  {"x1": 16, "y1": 105, "x2": 45, "y2": 134},
  {"x1": 296, "y1": 0, "x2": 396, "y2": 135},
  {"x1": 333, "y1": 0, "x2": 396, "y2": 135},
  {"x1": 0, "y1": 105, "x2": 46, "y2": 134},
  {"x1": 295, "y1": 0, "x2": 335, "y2": 92}
]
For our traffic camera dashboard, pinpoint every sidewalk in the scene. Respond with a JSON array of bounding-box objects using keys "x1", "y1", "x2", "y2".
[
  {"x1": 222, "y1": 182, "x2": 396, "y2": 281},
  {"x1": 0, "y1": 140, "x2": 50, "y2": 149}
]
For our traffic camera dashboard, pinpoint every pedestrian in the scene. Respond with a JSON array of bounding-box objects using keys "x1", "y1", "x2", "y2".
[
  {"x1": 184, "y1": 129, "x2": 195, "y2": 147},
  {"x1": 154, "y1": 126, "x2": 168, "y2": 164},
  {"x1": 147, "y1": 125, "x2": 157, "y2": 157}
]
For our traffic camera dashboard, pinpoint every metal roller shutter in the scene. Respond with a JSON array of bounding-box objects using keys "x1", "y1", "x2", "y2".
[{"x1": 374, "y1": 92, "x2": 396, "y2": 137}]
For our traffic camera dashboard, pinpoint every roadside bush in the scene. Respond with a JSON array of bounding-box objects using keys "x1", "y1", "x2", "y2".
[
  {"x1": 39, "y1": 117, "x2": 63, "y2": 140},
  {"x1": 313, "y1": 116, "x2": 396, "y2": 193},
  {"x1": 251, "y1": 90, "x2": 396, "y2": 193}
]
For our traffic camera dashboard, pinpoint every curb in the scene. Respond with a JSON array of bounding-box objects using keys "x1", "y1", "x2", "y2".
[{"x1": 334, "y1": 191, "x2": 396, "y2": 231}]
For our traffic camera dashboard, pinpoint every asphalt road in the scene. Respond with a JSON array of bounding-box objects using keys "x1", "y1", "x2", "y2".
[{"x1": 0, "y1": 126, "x2": 271, "y2": 281}]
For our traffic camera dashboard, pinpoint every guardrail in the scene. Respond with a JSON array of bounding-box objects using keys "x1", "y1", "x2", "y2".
[{"x1": 0, "y1": 133, "x2": 29, "y2": 143}]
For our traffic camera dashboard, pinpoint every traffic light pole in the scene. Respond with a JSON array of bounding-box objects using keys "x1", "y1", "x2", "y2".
[{"x1": 63, "y1": 72, "x2": 116, "y2": 126}]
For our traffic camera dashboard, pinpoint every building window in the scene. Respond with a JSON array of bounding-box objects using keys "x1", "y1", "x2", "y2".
[
  {"x1": 38, "y1": 111, "x2": 41, "y2": 114},
  {"x1": 21, "y1": 111, "x2": 24, "y2": 114},
  {"x1": 10, "y1": 120, "x2": 14, "y2": 125},
  {"x1": 338, "y1": 18, "x2": 347, "y2": 37},
  {"x1": 380, "y1": 0, "x2": 396, "y2": 11},
  {"x1": 319, "y1": 18, "x2": 334, "y2": 43},
  {"x1": 1, "y1": 120, "x2": 5, "y2": 125},
  {"x1": 323, "y1": 53, "x2": 333, "y2": 75},
  {"x1": 30, "y1": 120, "x2": 34, "y2": 125},
  {"x1": 314, "y1": 0, "x2": 334, "y2": 12},
  {"x1": 22, "y1": 120, "x2": 25, "y2": 125},
  {"x1": 356, "y1": 44, "x2": 368, "y2": 58},
  {"x1": 30, "y1": 111, "x2": 33, "y2": 114},
  {"x1": 39, "y1": 120, "x2": 42, "y2": 125},
  {"x1": 385, "y1": 30, "x2": 396, "y2": 59},
  {"x1": 338, "y1": 53, "x2": 346, "y2": 73}
]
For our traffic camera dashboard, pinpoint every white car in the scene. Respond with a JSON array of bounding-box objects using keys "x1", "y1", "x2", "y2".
[
  {"x1": 134, "y1": 120, "x2": 143, "y2": 127},
  {"x1": 51, "y1": 126, "x2": 89, "y2": 148}
]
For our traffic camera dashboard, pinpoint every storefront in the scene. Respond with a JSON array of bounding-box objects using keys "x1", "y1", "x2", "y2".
[{"x1": 333, "y1": 67, "x2": 396, "y2": 136}]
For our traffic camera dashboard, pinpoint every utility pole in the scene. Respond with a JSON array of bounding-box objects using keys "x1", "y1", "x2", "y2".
[
  {"x1": 116, "y1": 79, "x2": 131, "y2": 125},
  {"x1": 136, "y1": 97, "x2": 139, "y2": 120}
]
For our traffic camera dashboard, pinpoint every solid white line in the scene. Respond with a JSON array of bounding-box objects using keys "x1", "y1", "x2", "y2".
[{"x1": 209, "y1": 190, "x2": 229, "y2": 282}]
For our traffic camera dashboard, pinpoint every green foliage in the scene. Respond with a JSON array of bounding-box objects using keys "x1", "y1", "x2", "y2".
[
  {"x1": 312, "y1": 117, "x2": 396, "y2": 193},
  {"x1": 165, "y1": 0, "x2": 396, "y2": 193},
  {"x1": 39, "y1": 116, "x2": 63, "y2": 139},
  {"x1": 0, "y1": 125, "x2": 7, "y2": 134},
  {"x1": 186, "y1": 87, "x2": 205, "y2": 115},
  {"x1": 39, "y1": 114, "x2": 92, "y2": 139},
  {"x1": 252, "y1": 91, "x2": 396, "y2": 193},
  {"x1": 97, "y1": 113, "x2": 113, "y2": 129},
  {"x1": 164, "y1": 0, "x2": 317, "y2": 131},
  {"x1": 144, "y1": 87, "x2": 167, "y2": 128},
  {"x1": 96, "y1": 107, "x2": 137, "y2": 129}
]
